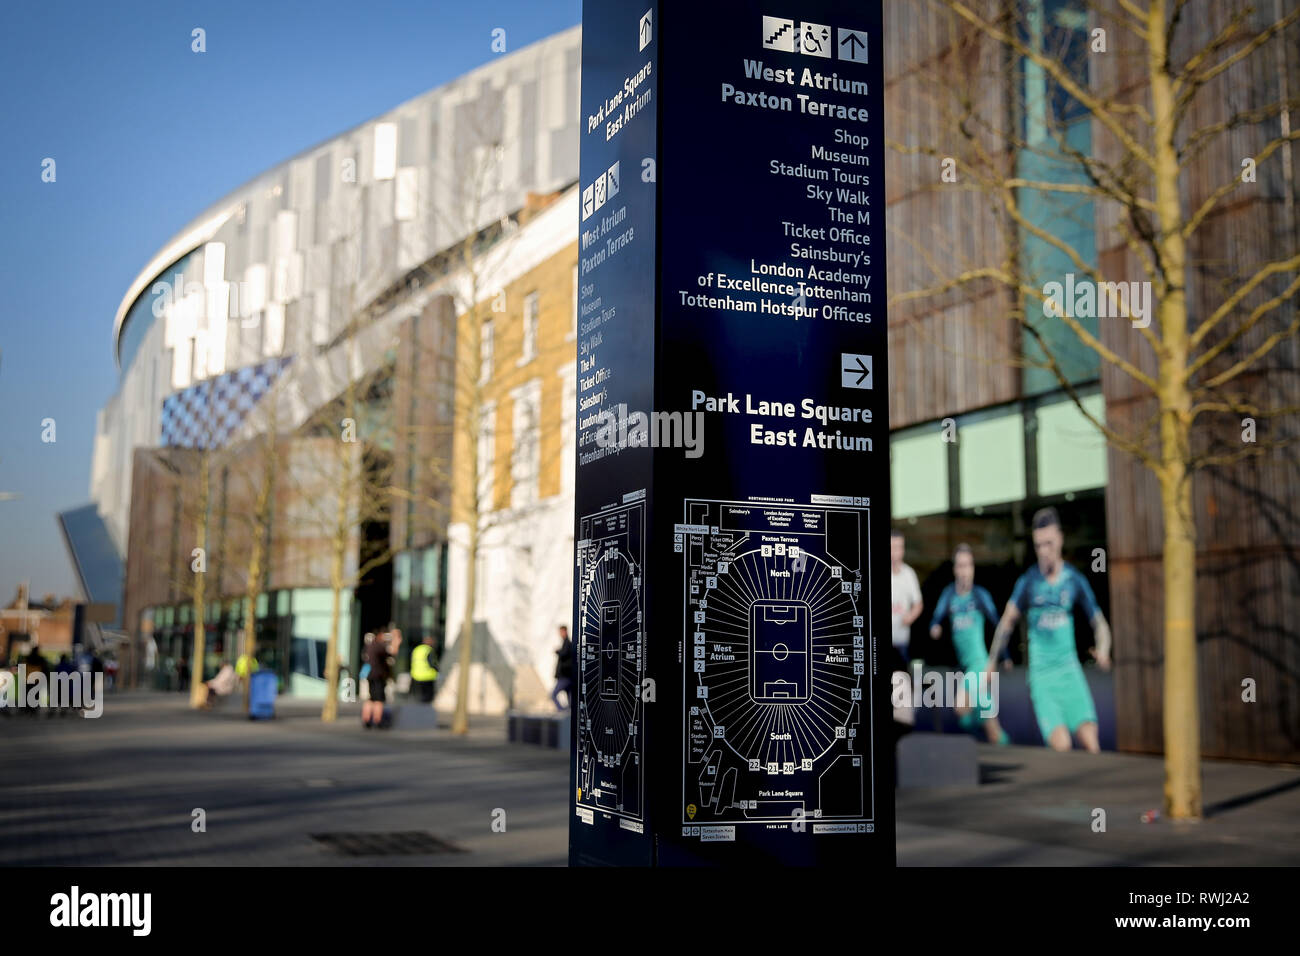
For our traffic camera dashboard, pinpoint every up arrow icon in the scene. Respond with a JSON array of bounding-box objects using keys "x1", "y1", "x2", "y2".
[{"x1": 838, "y1": 28, "x2": 868, "y2": 64}]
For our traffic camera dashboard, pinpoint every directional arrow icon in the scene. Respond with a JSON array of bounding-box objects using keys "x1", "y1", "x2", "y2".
[
  {"x1": 841, "y1": 353, "x2": 872, "y2": 389},
  {"x1": 838, "y1": 28, "x2": 868, "y2": 64}
]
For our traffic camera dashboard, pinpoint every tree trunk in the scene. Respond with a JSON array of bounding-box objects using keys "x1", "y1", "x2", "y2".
[
  {"x1": 1149, "y1": 0, "x2": 1201, "y2": 819},
  {"x1": 242, "y1": 537, "x2": 262, "y2": 713},
  {"x1": 188, "y1": 456, "x2": 209, "y2": 708},
  {"x1": 241, "y1": 468, "x2": 272, "y2": 712},
  {"x1": 451, "y1": 280, "x2": 484, "y2": 736},
  {"x1": 322, "y1": 577, "x2": 343, "y2": 722},
  {"x1": 451, "y1": 518, "x2": 478, "y2": 735},
  {"x1": 323, "y1": 332, "x2": 360, "y2": 722},
  {"x1": 321, "y1": 457, "x2": 349, "y2": 723},
  {"x1": 1159, "y1": 456, "x2": 1201, "y2": 819}
]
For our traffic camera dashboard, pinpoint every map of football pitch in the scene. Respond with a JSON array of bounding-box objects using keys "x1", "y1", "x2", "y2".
[
  {"x1": 678, "y1": 497, "x2": 876, "y2": 833},
  {"x1": 575, "y1": 495, "x2": 646, "y2": 826}
]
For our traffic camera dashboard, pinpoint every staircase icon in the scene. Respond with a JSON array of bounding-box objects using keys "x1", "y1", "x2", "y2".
[{"x1": 762, "y1": 16, "x2": 795, "y2": 52}]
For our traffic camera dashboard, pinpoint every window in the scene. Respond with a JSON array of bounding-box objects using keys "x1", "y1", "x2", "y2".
[
  {"x1": 479, "y1": 319, "x2": 494, "y2": 383},
  {"x1": 522, "y1": 292, "x2": 539, "y2": 363},
  {"x1": 421, "y1": 546, "x2": 439, "y2": 598},
  {"x1": 1036, "y1": 393, "x2": 1107, "y2": 496},
  {"x1": 511, "y1": 380, "x2": 541, "y2": 509},
  {"x1": 394, "y1": 551, "x2": 412, "y2": 601},
  {"x1": 1017, "y1": 0, "x2": 1098, "y2": 396},
  {"x1": 888, "y1": 388, "x2": 1108, "y2": 524},
  {"x1": 477, "y1": 401, "x2": 496, "y2": 511},
  {"x1": 890, "y1": 424, "x2": 949, "y2": 519},
  {"x1": 959, "y1": 410, "x2": 1026, "y2": 508}
]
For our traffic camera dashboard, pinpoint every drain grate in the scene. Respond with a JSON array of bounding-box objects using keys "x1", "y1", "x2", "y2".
[{"x1": 311, "y1": 831, "x2": 467, "y2": 857}]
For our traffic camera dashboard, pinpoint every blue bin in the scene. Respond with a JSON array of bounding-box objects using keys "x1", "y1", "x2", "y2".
[{"x1": 248, "y1": 671, "x2": 277, "y2": 720}]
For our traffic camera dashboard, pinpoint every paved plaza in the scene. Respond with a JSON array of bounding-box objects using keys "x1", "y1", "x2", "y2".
[{"x1": 1, "y1": 692, "x2": 1296, "y2": 866}]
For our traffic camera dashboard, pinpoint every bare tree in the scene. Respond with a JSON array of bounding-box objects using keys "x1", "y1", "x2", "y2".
[
  {"x1": 187, "y1": 447, "x2": 212, "y2": 709},
  {"x1": 125, "y1": 440, "x2": 215, "y2": 706},
  {"x1": 386, "y1": 143, "x2": 573, "y2": 731},
  {"x1": 286, "y1": 341, "x2": 398, "y2": 722},
  {"x1": 285, "y1": 167, "x2": 403, "y2": 722},
  {"x1": 888, "y1": 0, "x2": 1299, "y2": 817},
  {"x1": 410, "y1": 115, "x2": 528, "y2": 734},
  {"x1": 215, "y1": 361, "x2": 291, "y2": 711}
]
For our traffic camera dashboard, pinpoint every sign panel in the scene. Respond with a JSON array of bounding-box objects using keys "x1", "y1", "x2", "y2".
[
  {"x1": 573, "y1": 0, "x2": 893, "y2": 867},
  {"x1": 571, "y1": 0, "x2": 660, "y2": 868}
]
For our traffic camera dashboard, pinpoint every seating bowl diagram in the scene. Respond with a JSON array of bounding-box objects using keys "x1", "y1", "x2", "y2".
[
  {"x1": 575, "y1": 498, "x2": 645, "y2": 824},
  {"x1": 679, "y1": 498, "x2": 874, "y2": 832}
]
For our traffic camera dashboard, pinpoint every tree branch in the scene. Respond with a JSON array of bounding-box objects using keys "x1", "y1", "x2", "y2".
[
  {"x1": 1182, "y1": 129, "x2": 1300, "y2": 238},
  {"x1": 1188, "y1": 253, "x2": 1300, "y2": 352},
  {"x1": 945, "y1": 0, "x2": 1157, "y2": 169}
]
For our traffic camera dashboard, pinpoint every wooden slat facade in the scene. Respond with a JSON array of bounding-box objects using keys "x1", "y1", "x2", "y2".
[{"x1": 885, "y1": 0, "x2": 1300, "y2": 761}]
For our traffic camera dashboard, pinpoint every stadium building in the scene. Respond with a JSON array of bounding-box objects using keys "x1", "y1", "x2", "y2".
[{"x1": 63, "y1": 27, "x2": 583, "y2": 703}]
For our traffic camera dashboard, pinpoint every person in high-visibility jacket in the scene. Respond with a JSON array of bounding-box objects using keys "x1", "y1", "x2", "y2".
[
  {"x1": 410, "y1": 635, "x2": 439, "y2": 704},
  {"x1": 235, "y1": 652, "x2": 260, "y2": 679}
]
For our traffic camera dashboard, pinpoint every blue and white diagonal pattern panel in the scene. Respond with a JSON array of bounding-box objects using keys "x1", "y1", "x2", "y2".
[{"x1": 160, "y1": 356, "x2": 293, "y2": 449}]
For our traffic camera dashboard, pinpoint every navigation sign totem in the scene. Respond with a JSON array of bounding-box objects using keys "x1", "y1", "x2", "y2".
[{"x1": 572, "y1": 0, "x2": 893, "y2": 867}]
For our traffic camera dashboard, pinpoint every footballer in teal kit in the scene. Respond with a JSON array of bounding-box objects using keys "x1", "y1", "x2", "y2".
[
  {"x1": 929, "y1": 544, "x2": 1009, "y2": 744},
  {"x1": 988, "y1": 508, "x2": 1112, "y2": 752}
]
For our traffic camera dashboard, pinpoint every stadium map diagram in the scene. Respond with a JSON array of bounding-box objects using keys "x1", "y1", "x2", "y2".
[
  {"x1": 678, "y1": 497, "x2": 875, "y2": 834},
  {"x1": 575, "y1": 493, "x2": 646, "y2": 826}
]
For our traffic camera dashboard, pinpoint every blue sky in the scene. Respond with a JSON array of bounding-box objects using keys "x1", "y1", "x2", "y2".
[{"x1": 0, "y1": 0, "x2": 580, "y2": 603}]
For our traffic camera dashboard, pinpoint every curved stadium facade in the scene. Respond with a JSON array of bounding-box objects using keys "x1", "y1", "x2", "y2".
[
  {"x1": 94, "y1": 26, "x2": 581, "y2": 549},
  {"x1": 74, "y1": 27, "x2": 583, "y2": 703}
]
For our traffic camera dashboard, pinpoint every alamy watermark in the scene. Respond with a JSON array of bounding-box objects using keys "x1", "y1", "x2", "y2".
[
  {"x1": 151, "y1": 272, "x2": 264, "y2": 328},
  {"x1": 0, "y1": 666, "x2": 104, "y2": 718},
  {"x1": 891, "y1": 664, "x2": 1000, "y2": 717},
  {"x1": 1043, "y1": 273, "x2": 1151, "y2": 329},
  {"x1": 50, "y1": 886, "x2": 150, "y2": 936},
  {"x1": 583, "y1": 403, "x2": 705, "y2": 462}
]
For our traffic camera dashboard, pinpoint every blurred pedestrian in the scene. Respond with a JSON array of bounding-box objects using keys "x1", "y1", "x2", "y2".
[
  {"x1": 24, "y1": 644, "x2": 47, "y2": 717},
  {"x1": 204, "y1": 662, "x2": 237, "y2": 709},
  {"x1": 363, "y1": 631, "x2": 394, "y2": 728},
  {"x1": 409, "y1": 634, "x2": 438, "y2": 704},
  {"x1": 890, "y1": 530, "x2": 923, "y2": 669},
  {"x1": 235, "y1": 649, "x2": 259, "y2": 681},
  {"x1": 359, "y1": 633, "x2": 375, "y2": 693},
  {"x1": 54, "y1": 654, "x2": 77, "y2": 717},
  {"x1": 552, "y1": 625, "x2": 574, "y2": 711}
]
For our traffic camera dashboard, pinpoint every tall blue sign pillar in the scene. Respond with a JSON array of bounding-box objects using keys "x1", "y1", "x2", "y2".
[{"x1": 572, "y1": 0, "x2": 894, "y2": 866}]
